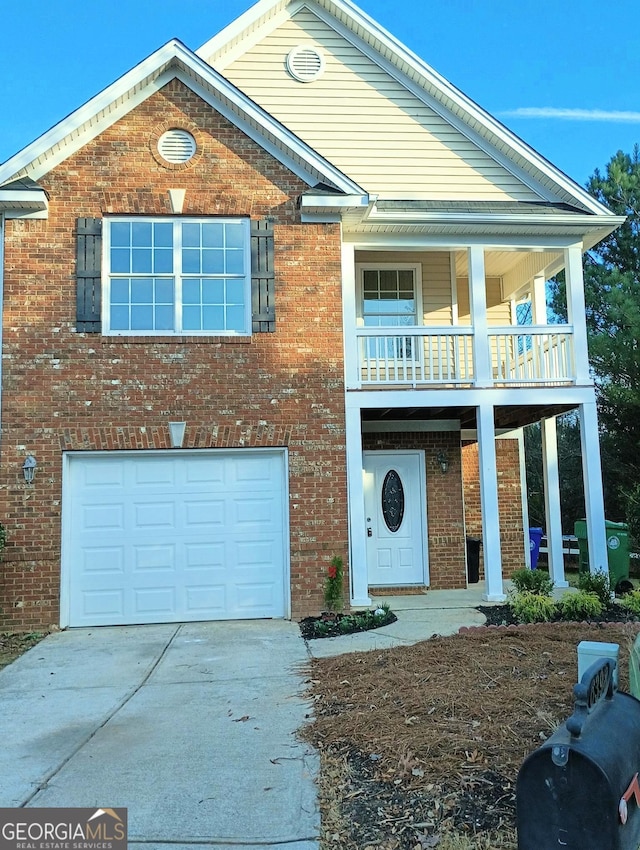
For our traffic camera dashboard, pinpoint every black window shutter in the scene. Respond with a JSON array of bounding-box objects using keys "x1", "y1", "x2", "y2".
[
  {"x1": 251, "y1": 219, "x2": 275, "y2": 333},
  {"x1": 76, "y1": 217, "x2": 102, "y2": 332}
]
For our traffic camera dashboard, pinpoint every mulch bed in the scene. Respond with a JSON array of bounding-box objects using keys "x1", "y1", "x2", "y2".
[
  {"x1": 300, "y1": 609, "x2": 397, "y2": 639},
  {"x1": 304, "y1": 620, "x2": 640, "y2": 849},
  {"x1": 478, "y1": 603, "x2": 639, "y2": 627}
]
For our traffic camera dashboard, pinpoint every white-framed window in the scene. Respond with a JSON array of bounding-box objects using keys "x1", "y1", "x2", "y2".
[
  {"x1": 358, "y1": 264, "x2": 422, "y2": 328},
  {"x1": 357, "y1": 263, "x2": 423, "y2": 360},
  {"x1": 103, "y1": 217, "x2": 251, "y2": 335}
]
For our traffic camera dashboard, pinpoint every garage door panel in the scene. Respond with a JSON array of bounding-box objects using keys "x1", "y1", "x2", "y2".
[
  {"x1": 83, "y1": 589, "x2": 125, "y2": 619},
  {"x1": 184, "y1": 500, "x2": 225, "y2": 528},
  {"x1": 81, "y1": 546, "x2": 125, "y2": 573},
  {"x1": 82, "y1": 461, "x2": 125, "y2": 489},
  {"x1": 185, "y1": 585, "x2": 226, "y2": 614},
  {"x1": 82, "y1": 504, "x2": 125, "y2": 531},
  {"x1": 134, "y1": 587, "x2": 176, "y2": 616},
  {"x1": 133, "y1": 544, "x2": 176, "y2": 571},
  {"x1": 133, "y1": 460, "x2": 176, "y2": 487},
  {"x1": 184, "y1": 541, "x2": 225, "y2": 569},
  {"x1": 234, "y1": 583, "x2": 277, "y2": 615},
  {"x1": 64, "y1": 451, "x2": 287, "y2": 626}
]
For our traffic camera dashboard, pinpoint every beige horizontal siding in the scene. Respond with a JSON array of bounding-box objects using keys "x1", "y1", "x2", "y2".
[
  {"x1": 218, "y1": 9, "x2": 542, "y2": 202},
  {"x1": 457, "y1": 278, "x2": 511, "y2": 326}
]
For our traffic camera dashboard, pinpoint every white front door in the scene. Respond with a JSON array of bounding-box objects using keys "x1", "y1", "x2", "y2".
[{"x1": 363, "y1": 451, "x2": 427, "y2": 586}]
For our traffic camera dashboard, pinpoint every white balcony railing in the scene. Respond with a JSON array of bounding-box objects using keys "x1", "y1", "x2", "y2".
[
  {"x1": 489, "y1": 326, "x2": 575, "y2": 385},
  {"x1": 354, "y1": 325, "x2": 575, "y2": 388}
]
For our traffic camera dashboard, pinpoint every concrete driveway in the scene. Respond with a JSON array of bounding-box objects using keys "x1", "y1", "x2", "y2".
[{"x1": 0, "y1": 621, "x2": 319, "y2": 850}]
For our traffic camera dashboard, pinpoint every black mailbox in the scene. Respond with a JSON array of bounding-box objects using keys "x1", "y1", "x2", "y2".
[{"x1": 517, "y1": 657, "x2": 640, "y2": 849}]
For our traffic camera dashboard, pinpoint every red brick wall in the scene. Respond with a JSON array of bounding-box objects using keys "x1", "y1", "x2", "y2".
[
  {"x1": 462, "y1": 438, "x2": 525, "y2": 578},
  {"x1": 362, "y1": 432, "x2": 467, "y2": 589},
  {"x1": 0, "y1": 80, "x2": 349, "y2": 628}
]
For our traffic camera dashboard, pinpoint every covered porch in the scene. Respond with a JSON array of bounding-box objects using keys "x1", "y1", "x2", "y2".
[{"x1": 344, "y1": 394, "x2": 608, "y2": 608}]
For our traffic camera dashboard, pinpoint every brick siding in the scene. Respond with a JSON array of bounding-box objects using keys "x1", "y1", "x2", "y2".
[{"x1": 0, "y1": 80, "x2": 349, "y2": 628}]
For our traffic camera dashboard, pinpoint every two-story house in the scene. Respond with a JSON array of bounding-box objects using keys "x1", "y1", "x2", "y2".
[{"x1": 0, "y1": 0, "x2": 623, "y2": 629}]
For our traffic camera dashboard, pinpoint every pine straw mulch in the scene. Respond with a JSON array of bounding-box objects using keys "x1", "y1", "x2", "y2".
[{"x1": 302, "y1": 621, "x2": 640, "y2": 850}]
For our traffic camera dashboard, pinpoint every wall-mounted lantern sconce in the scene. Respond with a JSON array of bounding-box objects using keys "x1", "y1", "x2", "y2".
[
  {"x1": 168, "y1": 421, "x2": 187, "y2": 449},
  {"x1": 22, "y1": 455, "x2": 37, "y2": 484},
  {"x1": 436, "y1": 451, "x2": 449, "y2": 474}
]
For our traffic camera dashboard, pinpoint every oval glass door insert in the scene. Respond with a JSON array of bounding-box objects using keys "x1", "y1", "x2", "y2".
[{"x1": 381, "y1": 469, "x2": 404, "y2": 532}]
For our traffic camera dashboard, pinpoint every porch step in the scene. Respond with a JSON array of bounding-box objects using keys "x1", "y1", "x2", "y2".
[{"x1": 368, "y1": 586, "x2": 429, "y2": 596}]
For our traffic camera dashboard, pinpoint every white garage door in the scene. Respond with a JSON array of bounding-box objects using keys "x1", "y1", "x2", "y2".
[{"x1": 62, "y1": 450, "x2": 288, "y2": 627}]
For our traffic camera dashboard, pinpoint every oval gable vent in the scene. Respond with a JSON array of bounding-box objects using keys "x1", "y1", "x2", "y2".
[
  {"x1": 158, "y1": 129, "x2": 197, "y2": 164},
  {"x1": 286, "y1": 45, "x2": 325, "y2": 82}
]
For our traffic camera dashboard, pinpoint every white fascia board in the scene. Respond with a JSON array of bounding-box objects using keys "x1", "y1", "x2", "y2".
[
  {"x1": 0, "y1": 38, "x2": 364, "y2": 197},
  {"x1": 366, "y1": 209, "x2": 626, "y2": 229},
  {"x1": 0, "y1": 189, "x2": 48, "y2": 212},
  {"x1": 300, "y1": 193, "x2": 369, "y2": 208},
  {"x1": 305, "y1": 0, "x2": 610, "y2": 215},
  {"x1": 343, "y1": 232, "x2": 609, "y2": 250},
  {"x1": 346, "y1": 385, "x2": 597, "y2": 411}
]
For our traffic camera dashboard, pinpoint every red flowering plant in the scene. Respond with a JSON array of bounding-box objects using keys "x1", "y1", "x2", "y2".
[{"x1": 323, "y1": 555, "x2": 344, "y2": 613}]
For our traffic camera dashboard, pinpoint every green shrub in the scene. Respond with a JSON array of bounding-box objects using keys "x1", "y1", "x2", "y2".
[
  {"x1": 620, "y1": 590, "x2": 640, "y2": 617},
  {"x1": 509, "y1": 591, "x2": 556, "y2": 624},
  {"x1": 558, "y1": 590, "x2": 603, "y2": 621},
  {"x1": 323, "y1": 555, "x2": 344, "y2": 612},
  {"x1": 510, "y1": 568, "x2": 554, "y2": 597},
  {"x1": 577, "y1": 569, "x2": 612, "y2": 607}
]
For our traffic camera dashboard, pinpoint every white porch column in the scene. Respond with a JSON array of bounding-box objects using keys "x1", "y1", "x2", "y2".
[
  {"x1": 541, "y1": 416, "x2": 568, "y2": 587},
  {"x1": 517, "y1": 429, "x2": 531, "y2": 569},
  {"x1": 468, "y1": 246, "x2": 492, "y2": 387},
  {"x1": 477, "y1": 403, "x2": 506, "y2": 600},
  {"x1": 341, "y1": 241, "x2": 360, "y2": 389},
  {"x1": 532, "y1": 274, "x2": 547, "y2": 325},
  {"x1": 345, "y1": 402, "x2": 371, "y2": 607},
  {"x1": 565, "y1": 244, "x2": 591, "y2": 385},
  {"x1": 578, "y1": 400, "x2": 608, "y2": 574}
]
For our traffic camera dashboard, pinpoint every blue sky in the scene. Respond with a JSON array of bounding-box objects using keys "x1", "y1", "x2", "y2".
[{"x1": 2, "y1": 0, "x2": 639, "y2": 187}]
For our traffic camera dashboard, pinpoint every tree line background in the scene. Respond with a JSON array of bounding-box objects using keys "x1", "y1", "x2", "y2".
[{"x1": 525, "y1": 145, "x2": 640, "y2": 544}]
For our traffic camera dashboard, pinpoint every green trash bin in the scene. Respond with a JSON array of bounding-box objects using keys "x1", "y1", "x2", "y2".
[{"x1": 573, "y1": 519, "x2": 630, "y2": 591}]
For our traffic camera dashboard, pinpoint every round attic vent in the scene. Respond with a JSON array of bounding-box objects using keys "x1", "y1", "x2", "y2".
[
  {"x1": 157, "y1": 129, "x2": 197, "y2": 164},
  {"x1": 286, "y1": 45, "x2": 325, "y2": 82}
]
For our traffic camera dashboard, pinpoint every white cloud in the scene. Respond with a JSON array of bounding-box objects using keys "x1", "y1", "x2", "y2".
[{"x1": 501, "y1": 107, "x2": 640, "y2": 123}]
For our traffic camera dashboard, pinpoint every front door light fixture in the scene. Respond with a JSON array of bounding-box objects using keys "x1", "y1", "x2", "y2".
[{"x1": 22, "y1": 455, "x2": 37, "y2": 484}]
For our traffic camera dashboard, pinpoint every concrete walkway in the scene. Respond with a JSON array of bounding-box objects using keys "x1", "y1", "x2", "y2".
[
  {"x1": 307, "y1": 582, "x2": 503, "y2": 658},
  {"x1": 0, "y1": 621, "x2": 318, "y2": 850}
]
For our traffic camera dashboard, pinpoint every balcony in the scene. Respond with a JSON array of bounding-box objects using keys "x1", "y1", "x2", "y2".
[{"x1": 354, "y1": 325, "x2": 575, "y2": 388}]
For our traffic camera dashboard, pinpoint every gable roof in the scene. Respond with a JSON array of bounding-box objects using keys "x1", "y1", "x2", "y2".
[
  {"x1": 0, "y1": 38, "x2": 366, "y2": 202},
  {"x1": 198, "y1": 0, "x2": 613, "y2": 218}
]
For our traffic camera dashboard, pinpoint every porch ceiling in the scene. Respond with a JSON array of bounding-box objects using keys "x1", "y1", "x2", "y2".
[{"x1": 361, "y1": 403, "x2": 576, "y2": 433}]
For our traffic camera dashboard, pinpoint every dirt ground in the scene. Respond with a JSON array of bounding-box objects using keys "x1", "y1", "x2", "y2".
[
  {"x1": 303, "y1": 621, "x2": 640, "y2": 849},
  {"x1": 0, "y1": 631, "x2": 45, "y2": 670}
]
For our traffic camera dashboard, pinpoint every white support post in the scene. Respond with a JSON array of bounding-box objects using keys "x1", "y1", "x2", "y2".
[
  {"x1": 477, "y1": 403, "x2": 506, "y2": 601},
  {"x1": 565, "y1": 244, "x2": 591, "y2": 385},
  {"x1": 541, "y1": 416, "x2": 568, "y2": 587},
  {"x1": 517, "y1": 429, "x2": 531, "y2": 569},
  {"x1": 341, "y1": 241, "x2": 359, "y2": 389},
  {"x1": 532, "y1": 274, "x2": 547, "y2": 325},
  {"x1": 578, "y1": 400, "x2": 608, "y2": 575},
  {"x1": 345, "y1": 403, "x2": 371, "y2": 607},
  {"x1": 468, "y1": 246, "x2": 492, "y2": 387}
]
